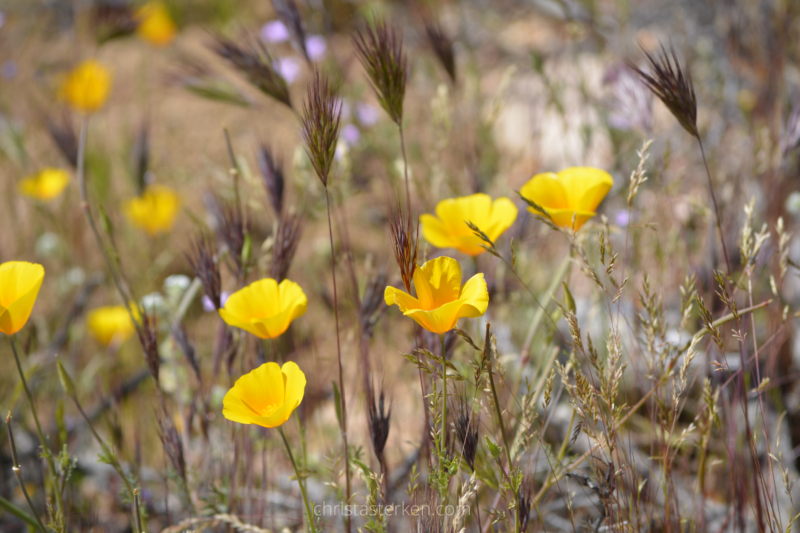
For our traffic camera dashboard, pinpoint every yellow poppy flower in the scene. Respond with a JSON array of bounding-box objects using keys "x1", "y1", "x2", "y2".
[
  {"x1": 18, "y1": 168, "x2": 70, "y2": 201},
  {"x1": 86, "y1": 305, "x2": 138, "y2": 346},
  {"x1": 219, "y1": 278, "x2": 307, "y2": 339},
  {"x1": 135, "y1": 1, "x2": 177, "y2": 47},
  {"x1": 0, "y1": 262, "x2": 45, "y2": 336},
  {"x1": 123, "y1": 184, "x2": 181, "y2": 236},
  {"x1": 59, "y1": 60, "x2": 112, "y2": 114},
  {"x1": 384, "y1": 256, "x2": 488, "y2": 334},
  {"x1": 519, "y1": 167, "x2": 614, "y2": 230},
  {"x1": 223, "y1": 361, "x2": 306, "y2": 428},
  {"x1": 420, "y1": 193, "x2": 518, "y2": 256}
]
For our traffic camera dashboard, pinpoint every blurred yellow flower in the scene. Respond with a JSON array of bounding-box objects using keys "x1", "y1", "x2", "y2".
[
  {"x1": 223, "y1": 361, "x2": 306, "y2": 428},
  {"x1": 219, "y1": 278, "x2": 307, "y2": 339},
  {"x1": 0, "y1": 262, "x2": 44, "y2": 336},
  {"x1": 86, "y1": 305, "x2": 138, "y2": 346},
  {"x1": 384, "y1": 256, "x2": 488, "y2": 334},
  {"x1": 17, "y1": 168, "x2": 70, "y2": 201},
  {"x1": 59, "y1": 60, "x2": 112, "y2": 113},
  {"x1": 135, "y1": 1, "x2": 177, "y2": 47},
  {"x1": 421, "y1": 193, "x2": 518, "y2": 256},
  {"x1": 519, "y1": 167, "x2": 614, "y2": 230},
  {"x1": 123, "y1": 184, "x2": 181, "y2": 236}
]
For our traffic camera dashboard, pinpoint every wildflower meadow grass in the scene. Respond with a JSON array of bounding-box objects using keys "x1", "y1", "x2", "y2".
[{"x1": 1, "y1": 1, "x2": 800, "y2": 532}]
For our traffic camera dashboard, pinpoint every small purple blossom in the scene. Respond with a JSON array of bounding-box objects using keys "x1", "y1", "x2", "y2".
[
  {"x1": 355, "y1": 102, "x2": 380, "y2": 126},
  {"x1": 341, "y1": 124, "x2": 361, "y2": 146},
  {"x1": 615, "y1": 210, "x2": 630, "y2": 227},
  {"x1": 202, "y1": 291, "x2": 230, "y2": 312},
  {"x1": 261, "y1": 20, "x2": 289, "y2": 43},
  {"x1": 305, "y1": 35, "x2": 327, "y2": 61},
  {"x1": 1, "y1": 60, "x2": 17, "y2": 80},
  {"x1": 275, "y1": 57, "x2": 301, "y2": 84}
]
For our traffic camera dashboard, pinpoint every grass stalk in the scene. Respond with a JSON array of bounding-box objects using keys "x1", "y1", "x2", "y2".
[
  {"x1": 278, "y1": 426, "x2": 316, "y2": 533},
  {"x1": 324, "y1": 187, "x2": 351, "y2": 533},
  {"x1": 5, "y1": 416, "x2": 48, "y2": 533},
  {"x1": 9, "y1": 337, "x2": 62, "y2": 515}
]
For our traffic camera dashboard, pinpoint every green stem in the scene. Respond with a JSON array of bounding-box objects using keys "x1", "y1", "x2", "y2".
[
  {"x1": 440, "y1": 333, "x2": 448, "y2": 533},
  {"x1": 278, "y1": 426, "x2": 316, "y2": 533},
  {"x1": 9, "y1": 337, "x2": 62, "y2": 515},
  {"x1": 72, "y1": 397, "x2": 139, "y2": 533},
  {"x1": 0, "y1": 494, "x2": 42, "y2": 531},
  {"x1": 486, "y1": 337, "x2": 519, "y2": 533}
]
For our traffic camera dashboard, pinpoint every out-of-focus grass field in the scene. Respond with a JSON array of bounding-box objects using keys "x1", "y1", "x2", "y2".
[{"x1": 1, "y1": 0, "x2": 800, "y2": 532}]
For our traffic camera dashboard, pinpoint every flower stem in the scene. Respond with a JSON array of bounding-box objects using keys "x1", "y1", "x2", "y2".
[
  {"x1": 324, "y1": 187, "x2": 351, "y2": 533},
  {"x1": 9, "y1": 337, "x2": 62, "y2": 515},
  {"x1": 485, "y1": 332, "x2": 519, "y2": 533},
  {"x1": 439, "y1": 332, "x2": 447, "y2": 533},
  {"x1": 5, "y1": 417, "x2": 48, "y2": 533},
  {"x1": 278, "y1": 426, "x2": 316, "y2": 533}
]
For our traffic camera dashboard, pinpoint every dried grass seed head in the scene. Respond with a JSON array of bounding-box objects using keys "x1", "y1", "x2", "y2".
[
  {"x1": 205, "y1": 192, "x2": 247, "y2": 276},
  {"x1": 388, "y1": 201, "x2": 418, "y2": 293},
  {"x1": 131, "y1": 121, "x2": 150, "y2": 195},
  {"x1": 186, "y1": 235, "x2": 222, "y2": 309},
  {"x1": 518, "y1": 476, "x2": 535, "y2": 533},
  {"x1": 157, "y1": 406, "x2": 188, "y2": 485},
  {"x1": 271, "y1": 211, "x2": 303, "y2": 281},
  {"x1": 257, "y1": 144, "x2": 285, "y2": 215},
  {"x1": 452, "y1": 390, "x2": 478, "y2": 470},
  {"x1": 630, "y1": 43, "x2": 698, "y2": 137},
  {"x1": 359, "y1": 267, "x2": 388, "y2": 339},
  {"x1": 210, "y1": 32, "x2": 292, "y2": 109},
  {"x1": 424, "y1": 17, "x2": 456, "y2": 83},
  {"x1": 45, "y1": 112, "x2": 78, "y2": 168},
  {"x1": 366, "y1": 380, "x2": 391, "y2": 459},
  {"x1": 136, "y1": 308, "x2": 160, "y2": 383},
  {"x1": 271, "y1": 0, "x2": 310, "y2": 64},
  {"x1": 782, "y1": 102, "x2": 800, "y2": 158},
  {"x1": 300, "y1": 69, "x2": 342, "y2": 187},
  {"x1": 352, "y1": 21, "x2": 407, "y2": 125}
]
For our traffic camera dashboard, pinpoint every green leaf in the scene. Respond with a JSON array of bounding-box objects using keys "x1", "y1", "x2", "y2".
[
  {"x1": 56, "y1": 356, "x2": 77, "y2": 399},
  {"x1": 332, "y1": 381, "x2": 343, "y2": 432},
  {"x1": 485, "y1": 436, "x2": 502, "y2": 460},
  {"x1": 562, "y1": 282, "x2": 576, "y2": 314}
]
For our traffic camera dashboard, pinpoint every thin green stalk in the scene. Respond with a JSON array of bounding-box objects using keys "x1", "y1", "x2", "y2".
[
  {"x1": 72, "y1": 399, "x2": 137, "y2": 509},
  {"x1": 6, "y1": 417, "x2": 48, "y2": 533},
  {"x1": 486, "y1": 336, "x2": 519, "y2": 533},
  {"x1": 440, "y1": 332, "x2": 448, "y2": 533},
  {"x1": 278, "y1": 426, "x2": 316, "y2": 533},
  {"x1": 9, "y1": 337, "x2": 62, "y2": 515},
  {"x1": 0, "y1": 494, "x2": 42, "y2": 531},
  {"x1": 398, "y1": 123, "x2": 411, "y2": 214},
  {"x1": 324, "y1": 187, "x2": 351, "y2": 533}
]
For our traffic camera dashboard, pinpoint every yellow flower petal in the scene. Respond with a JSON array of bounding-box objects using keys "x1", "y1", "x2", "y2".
[
  {"x1": 17, "y1": 168, "x2": 70, "y2": 201},
  {"x1": 219, "y1": 278, "x2": 307, "y2": 340},
  {"x1": 557, "y1": 167, "x2": 614, "y2": 213},
  {"x1": 59, "y1": 60, "x2": 112, "y2": 114},
  {"x1": 0, "y1": 262, "x2": 45, "y2": 336},
  {"x1": 123, "y1": 184, "x2": 181, "y2": 236},
  {"x1": 86, "y1": 305, "x2": 138, "y2": 346},
  {"x1": 413, "y1": 256, "x2": 462, "y2": 309},
  {"x1": 384, "y1": 256, "x2": 489, "y2": 334},
  {"x1": 421, "y1": 194, "x2": 518, "y2": 256},
  {"x1": 135, "y1": 1, "x2": 177, "y2": 47},
  {"x1": 520, "y1": 167, "x2": 613, "y2": 230},
  {"x1": 222, "y1": 361, "x2": 306, "y2": 428}
]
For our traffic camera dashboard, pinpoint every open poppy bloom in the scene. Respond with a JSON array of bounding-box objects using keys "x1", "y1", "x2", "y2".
[
  {"x1": 223, "y1": 361, "x2": 306, "y2": 428},
  {"x1": 18, "y1": 168, "x2": 70, "y2": 201},
  {"x1": 219, "y1": 278, "x2": 307, "y2": 339},
  {"x1": 123, "y1": 184, "x2": 181, "y2": 236},
  {"x1": 86, "y1": 305, "x2": 138, "y2": 346},
  {"x1": 135, "y1": 1, "x2": 177, "y2": 47},
  {"x1": 59, "y1": 60, "x2": 112, "y2": 114},
  {"x1": 519, "y1": 167, "x2": 614, "y2": 230},
  {"x1": 384, "y1": 256, "x2": 488, "y2": 334},
  {"x1": 420, "y1": 193, "x2": 518, "y2": 256},
  {"x1": 0, "y1": 262, "x2": 45, "y2": 336}
]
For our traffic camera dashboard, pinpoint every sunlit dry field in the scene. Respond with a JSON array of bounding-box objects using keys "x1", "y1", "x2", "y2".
[{"x1": 1, "y1": 1, "x2": 800, "y2": 532}]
